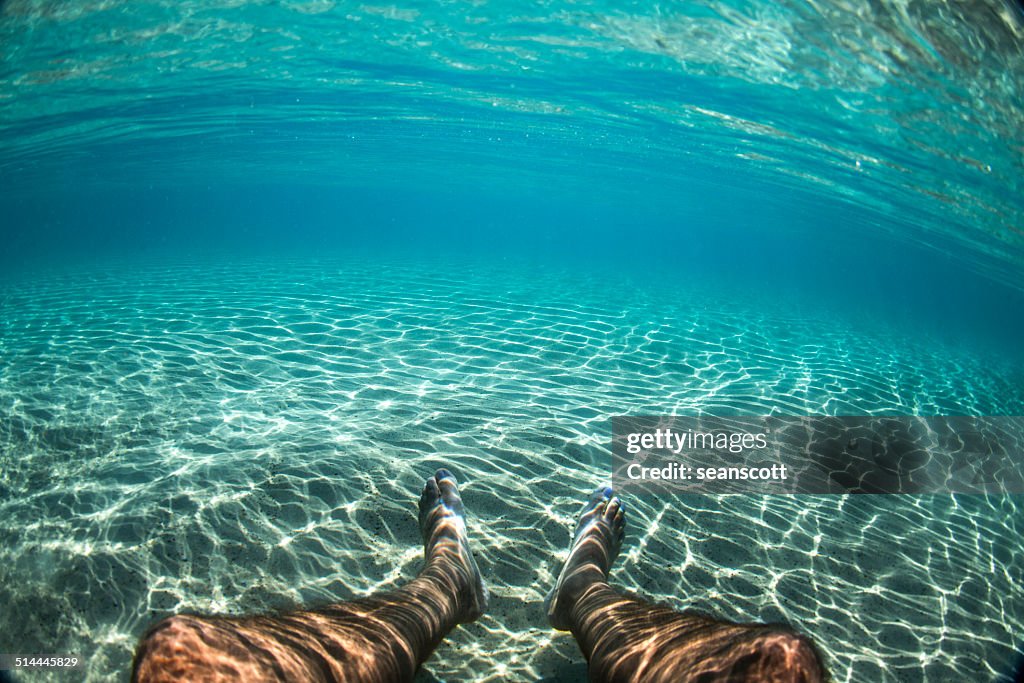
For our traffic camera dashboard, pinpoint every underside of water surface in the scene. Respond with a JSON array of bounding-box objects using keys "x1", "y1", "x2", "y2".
[{"x1": 2, "y1": 1, "x2": 1024, "y2": 682}]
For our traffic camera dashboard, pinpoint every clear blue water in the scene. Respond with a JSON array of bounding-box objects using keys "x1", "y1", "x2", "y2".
[{"x1": 2, "y1": 1, "x2": 1024, "y2": 682}]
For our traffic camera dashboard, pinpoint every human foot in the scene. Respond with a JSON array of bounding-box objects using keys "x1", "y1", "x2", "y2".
[
  {"x1": 418, "y1": 468, "x2": 489, "y2": 622},
  {"x1": 544, "y1": 486, "x2": 625, "y2": 631}
]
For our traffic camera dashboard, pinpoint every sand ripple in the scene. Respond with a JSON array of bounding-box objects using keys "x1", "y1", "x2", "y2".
[{"x1": 0, "y1": 255, "x2": 1021, "y2": 682}]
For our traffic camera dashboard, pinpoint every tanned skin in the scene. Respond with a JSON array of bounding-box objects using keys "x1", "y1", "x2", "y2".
[
  {"x1": 544, "y1": 487, "x2": 828, "y2": 682},
  {"x1": 133, "y1": 472, "x2": 827, "y2": 682},
  {"x1": 131, "y1": 469, "x2": 487, "y2": 683}
]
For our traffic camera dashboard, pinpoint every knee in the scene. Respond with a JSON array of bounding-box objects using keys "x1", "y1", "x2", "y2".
[
  {"x1": 727, "y1": 629, "x2": 828, "y2": 683},
  {"x1": 131, "y1": 615, "x2": 211, "y2": 683}
]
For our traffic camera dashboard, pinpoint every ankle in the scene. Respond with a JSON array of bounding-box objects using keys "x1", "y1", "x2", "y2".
[{"x1": 558, "y1": 562, "x2": 608, "y2": 605}]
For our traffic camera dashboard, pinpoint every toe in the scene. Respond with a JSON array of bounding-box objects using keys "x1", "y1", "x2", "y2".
[
  {"x1": 434, "y1": 470, "x2": 466, "y2": 516},
  {"x1": 420, "y1": 476, "x2": 440, "y2": 507},
  {"x1": 419, "y1": 477, "x2": 440, "y2": 531},
  {"x1": 603, "y1": 497, "x2": 622, "y2": 524},
  {"x1": 589, "y1": 486, "x2": 612, "y2": 507}
]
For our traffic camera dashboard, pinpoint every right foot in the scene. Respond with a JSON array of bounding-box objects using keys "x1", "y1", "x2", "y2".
[
  {"x1": 544, "y1": 486, "x2": 626, "y2": 631},
  {"x1": 419, "y1": 468, "x2": 489, "y2": 623}
]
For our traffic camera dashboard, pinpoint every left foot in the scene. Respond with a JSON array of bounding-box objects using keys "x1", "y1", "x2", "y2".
[{"x1": 418, "y1": 468, "x2": 489, "y2": 622}]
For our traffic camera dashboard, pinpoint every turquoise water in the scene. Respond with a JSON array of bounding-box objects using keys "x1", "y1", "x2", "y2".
[{"x1": 2, "y1": 1, "x2": 1024, "y2": 682}]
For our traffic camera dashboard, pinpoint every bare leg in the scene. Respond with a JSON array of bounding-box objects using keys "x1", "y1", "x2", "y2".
[
  {"x1": 132, "y1": 469, "x2": 488, "y2": 683},
  {"x1": 545, "y1": 488, "x2": 827, "y2": 683}
]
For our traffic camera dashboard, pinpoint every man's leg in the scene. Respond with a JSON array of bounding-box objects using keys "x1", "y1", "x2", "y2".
[
  {"x1": 132, "y1": 469, "x2": 488, "y2": 683},
  {"x1": 545, "y1": 488, "x2": 827, "y2": 683}
]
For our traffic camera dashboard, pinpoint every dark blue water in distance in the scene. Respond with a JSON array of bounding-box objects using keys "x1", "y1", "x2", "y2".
[{"x1": 2, "y1": 1, "x2": 1024, "y2": 681}]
